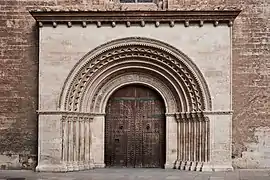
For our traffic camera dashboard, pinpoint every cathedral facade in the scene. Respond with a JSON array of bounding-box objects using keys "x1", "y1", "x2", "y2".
[{"x1": 0, "y1": 0, "x2": 269, "y2": 171}]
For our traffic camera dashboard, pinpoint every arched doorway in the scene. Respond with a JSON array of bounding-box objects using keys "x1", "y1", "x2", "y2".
[{"x1": 105, "y1": 85, "x2": 166, "y2": 168}]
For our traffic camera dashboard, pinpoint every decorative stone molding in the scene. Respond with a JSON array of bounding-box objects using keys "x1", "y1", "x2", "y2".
[
  {"x1": 52, "y1": 21, "x2": 57, "y2": 28},
  {"x1": 140, "y1": 20, "x2": 145, "y2": 27},
  {"x1": 126, "y1": 21, "x2": 131, "y2": 27},
  {"x1": 169, "y1": 21, "x2": 175, "y2": 27},
  {"x1": 61, "y1": 114, "x2": 94, "y2": 171},
  {"x1": 82, "y1": 21, "x2": 87, "y2": 28},
  {"x1": 59, "y1": 37, "x2": 212, "y2": 113},
  {"x1": 175, "y1": 110, "x2": 233, "y2": 116},
  {"x1": 174, "y1": 111, "x2": 210, "y2": 171},
  {"x1": 84, "y1": 72, "x2": 178, "y2": 113},
  {"x1": 97, "y1": 21, "x2": 102, "y2": 27},
  {"x1": 199, "y1": 20, "x2": 204, "y2": 27},
  {"x1": 38, "y1": 22, "x2": 43, "y2": 27},
  {"x1": 184, "y1": 21, "x2": 189, "y2": 27},
  {"x1": 203, "y1": 110, "x2": 233, "y2": 115},
  {"x1": 37, "y1": 110, "x2": 94, "y2": 116},
  {"x1": 67, "y1": 21, "x2": 72, "y2": 28},
  {"x1": 30, "y1": 10, "x2": 241, "y2": 28},
  {"x1": 214, "y1": 20, "x2": 219, "y2": 27}
]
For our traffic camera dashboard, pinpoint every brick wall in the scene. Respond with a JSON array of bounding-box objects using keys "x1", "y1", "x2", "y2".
[
  {"x1": 230, "y1": 0, "x2": 270, "y2": 168},
  {"x1": 0, "y1": 0, "x2": 269, "y2": 169}
]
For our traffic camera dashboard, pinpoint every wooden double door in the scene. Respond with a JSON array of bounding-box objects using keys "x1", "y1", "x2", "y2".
[{"x1": 105, "y1": 85, "x2": 166, "y2": 168}]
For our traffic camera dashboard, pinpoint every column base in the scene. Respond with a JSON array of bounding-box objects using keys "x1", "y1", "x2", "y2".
[
  {"x1": 168, "y1": 161, "x2": 232, "y2": 172},
  {"x1": 174, "y1": 160, "x2": 181, "y2": 169},
  {"x1": 164, "y1": 162, "x2": 175, "y2": 169},
  {"x1": 190, "y1": 161, "x2": 197, "y2": 171},
  {"x1": 94, "y1": 163, "x2": 106, "y2": 168},
  {"x1": 179, "y1": 161, "x2": 186, "y2": 170},
  {"x1": 73, "y1": 162, "x2": 80, "y2": 171},
  {"x1": 84, "y1": 160, "x2": 95, "y2": 169},
  {"x1": 79, "y1": 162, "x2": 86, "y2": 170}
]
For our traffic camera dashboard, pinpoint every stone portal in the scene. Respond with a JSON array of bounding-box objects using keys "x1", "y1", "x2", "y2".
[{"x1": 32, "y1": 10, "x2": 240, "y2": 172}]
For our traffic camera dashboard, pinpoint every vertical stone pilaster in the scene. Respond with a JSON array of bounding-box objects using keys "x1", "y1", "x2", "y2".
[
  {"x1": 164, "y1": 114, "x2": 178, "y2": 168},
  {"x1": 68, "y1": 116, "x2": 74, "y2": 170},
  {"x1": 202, "y1": 113, "x2": 233, "y2": 171},
  {"x1": 74, "y1": 117, "x2": 80, "y2": 170},
  {"x1": 92, "y1": 114, "x2": 106, "y2": 168},
  {"x1": 36, "y1": 114, "x2": 67, "y2": 172},
  {"x1": 88, "y1": 117, "x2": 95, "y2": 168},
  {"x1": 62, "y1": 116, "x2": 68, "y2": 164},
  {"x1": 79, "y1": 117, "x2": 85, "y2": 169},
  {"x1": 84, "y1": 116, "x2": 94, "y2": 169}
]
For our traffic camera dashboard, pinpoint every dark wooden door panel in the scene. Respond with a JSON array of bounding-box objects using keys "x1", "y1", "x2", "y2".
[{"x1": 105, "y1": 85, "x2": 165, "y2": 168}]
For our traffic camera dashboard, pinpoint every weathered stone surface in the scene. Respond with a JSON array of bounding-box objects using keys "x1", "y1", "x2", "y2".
[
  {"x1": 37, "y1": 20, "x2": 233, "y2": 171},
  {"x1": 0, "y1": 0, "x2": 269, "y2": 170}
]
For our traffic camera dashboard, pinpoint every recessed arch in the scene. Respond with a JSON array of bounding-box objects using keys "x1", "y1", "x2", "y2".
[
  {"x1": 80, "y1": 61, "x2": 187, "y2": 113},
  {"x1": 87, "y1": 72, "x2": 179, "y2": 114},
  {"x1": 59, "y1": 37, "x2": 212, "y2": 113}
]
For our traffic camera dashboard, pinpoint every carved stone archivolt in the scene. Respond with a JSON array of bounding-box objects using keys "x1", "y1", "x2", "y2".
[
  {"x1": 84, "y1": 72, "x2": 178, "y2": 113},
  {"x1": 59, "y1": 37, "x2": 211, "y2": 113}
]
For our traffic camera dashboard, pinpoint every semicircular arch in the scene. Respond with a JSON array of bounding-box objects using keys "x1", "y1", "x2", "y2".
[
  {"x1": 83, "y1": 71, "x2": 179, "y2": 114},
  {"x1": 59, "y1": 37, "x2": 212, "y2": 113}
]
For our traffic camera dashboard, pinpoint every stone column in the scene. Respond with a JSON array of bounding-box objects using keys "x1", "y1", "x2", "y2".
[
  {"x1": 84, "y1": 116, "x2": 94, "y2": 169},
  {"x1": 79, "y1": 117, "x2": 85, "y2": 170},
  {"x1": 36, "y1": 114, "x2": 67, "y2": 172},
  {"x1": 164, "y1": 113, "x2": 178, "y2": 168}
]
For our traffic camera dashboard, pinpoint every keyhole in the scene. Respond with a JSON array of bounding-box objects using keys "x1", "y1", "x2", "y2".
[
  {"x1": 119, "y1": 125, "x2": 123, "y2": 129},
  {"x1": 146, "y1": 124, "x2": 150, "y2": 130}
]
